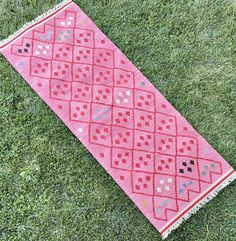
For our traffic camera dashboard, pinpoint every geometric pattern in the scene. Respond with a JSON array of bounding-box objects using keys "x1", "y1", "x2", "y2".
[{"x1": 1, "y1": 1, "x2": 235, "y2": 238}]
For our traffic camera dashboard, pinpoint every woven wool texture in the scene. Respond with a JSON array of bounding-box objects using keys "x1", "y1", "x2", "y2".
[{"x1": 0, "y1": 1, "x2": 235, "y2": 238}]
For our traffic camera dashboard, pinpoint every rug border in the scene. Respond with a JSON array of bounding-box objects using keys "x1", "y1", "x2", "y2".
[
  {"x1": 161, "y1": 169, "x2": 236, "y2": 239},
  {"x1": 0, "y1": 0, "x2": 73, "y2": 50}
]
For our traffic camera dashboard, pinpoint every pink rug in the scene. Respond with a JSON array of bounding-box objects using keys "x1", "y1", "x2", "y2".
[{"x1": 0, "y1": 0, "x2": 235, "y2": 238}]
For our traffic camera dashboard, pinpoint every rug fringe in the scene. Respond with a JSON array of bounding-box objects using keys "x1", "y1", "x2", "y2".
[
  {"x1": 0, "y1": 0, "x2": 73, "y2": 49},
  {"x1": 161, "y1": 171, "x2": 236, "y2": 239}
]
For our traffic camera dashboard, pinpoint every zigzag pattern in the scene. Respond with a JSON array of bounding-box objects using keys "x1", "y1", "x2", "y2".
[{"x1": 4, "y1": 2, "x2": 231, "y2": 229}]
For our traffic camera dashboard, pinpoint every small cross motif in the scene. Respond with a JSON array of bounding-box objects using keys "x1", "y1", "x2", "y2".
[
  {"x1": 179, "y1": 159, "x2": 195, "y2": 174},
  {"x1": 201, "y1": 162, "x2": 216, "y2": 176}
]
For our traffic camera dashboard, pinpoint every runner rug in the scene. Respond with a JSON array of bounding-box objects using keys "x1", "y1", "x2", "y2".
[{"x1": 0, "y1": 0, "x2": 235, "y2": 238}]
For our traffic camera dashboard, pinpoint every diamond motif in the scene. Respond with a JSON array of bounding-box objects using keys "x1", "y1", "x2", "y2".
[
  {"x1": 89, "y1": 123, "x2": 111, "y2": 147},
  {"x1": 52, "y1": 61, "x2": 72, "y2": 81},
  {"x1": 134, "y1": 109, "x2": 155, "y2": 131},
  {"x1": 133, "y1": 151, "x2": 154, "y2": 172},
  {"x1": 154, "y1": 174, "x2": 176, "y2": 198},
  {"x1": 33, "y1": 24, "x2": 54, "y2": 42},
  {"x1": 114, "y1": 68, "x2": 134, "y2": 87},
  {"x1": 176, "y1": 156, "x2": 199, "y2": 178},
  {"x1": 156, "y1": 112, "x2": 176, "y2": 135},
  {"x1": 153, "y1": 196, "x2": 177, "y2": 221},
  {"x1": 91, "y1": 103, "x2": 111, "y2": 124},
  {"x1": 112, "y1": 107, "x2": 133, "y2": 128},
  {"x1": 71, "y1": 82, "x2": 91, "y2": 102},
  {"x1": 72, "y1": 63, "x2": 93, "y2": 84},
  {"x1": 134, "y1": 89, "x2": 155, "y2": 111},
  {"x1": 111, "y1": 148, "x2": 132, "y2": 170},
  {"x1": 176, "y1": 176, "x2": 200, "y2": 201},
  {"x1": 132, "y1": 171, "x2": 154, "y2": 195},
  {"x1": 112, "y1": 126, "x2": 133, "y2": 149},
  {"x1": 74, "y1": 28, "x2": 94, "y2": 48},
  {"x1": 74, "y1": 46, "x2": 93, "y2": 64},
  {"x1": 93, "y1": 66, "x2": 114, "y2": 86},
  {"x1": 155, "y1": 154, "x2": 176, "y2": 174},
  {"x1": 70, "y1": 101, "x2": 90, "y2": 122},
  {"x1": 33, "y1": 40, "x2": 53, "y2": 59},
  {"x1": 55, "y1": 26, "x2": 74, "y2": 44},
  {"x1": 12, "y1": 38, "x2": 32, "y2": 56},
  {"x1": 55, "y1": 10, "x2": 76, "y2": 27},
  {"x1": 94, "y1": 48, "x2": 114, "y2": 68},
  {"x1": 93, "y1": 85, "x2": 112, "y2": 104},
  {"x1": 53, "y1": 43, "x2": 73, "y2": 61},
  {"x1": 113, "y1": 87, "x2": 133, "y2": 108},
  {"x1": 155, "y1": 133, "x2": 176, "y2": 155},
  {"x1": 30, "y1": 57, "x2": 51, "y2": 78},
  {"x1": 198, "y1": 158, "x2": 222, "y2": 182},
  {"x1": 177, "y1": 136, "x2": 198, "y2": 157},
  {"x1": 134, "y1": 130, "x2": 154, "y2": 152},
  {"x1": 50, "y1": 79, "x2": 71, "y2": 101},
  {"x1": 8, "y1": 7, "x2": 226, "y2": 227}
]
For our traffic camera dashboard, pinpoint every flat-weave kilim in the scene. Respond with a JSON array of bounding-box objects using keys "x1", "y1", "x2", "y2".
[{"x1": 0, "y1": 0, "x2": 235, "y2": 238}]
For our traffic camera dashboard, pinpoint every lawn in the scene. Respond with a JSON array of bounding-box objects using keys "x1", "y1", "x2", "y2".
[{"x1": 0, "y1": 0, "x2": 236, "y2": 240}]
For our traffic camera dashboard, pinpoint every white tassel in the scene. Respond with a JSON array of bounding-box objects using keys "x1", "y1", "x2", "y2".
[
  {"x1": 0, "y1": 0, "x2": 73, "y2": 49},
  {"x1": 161, "y1": 171, "x2": 236, "y2": 239}
]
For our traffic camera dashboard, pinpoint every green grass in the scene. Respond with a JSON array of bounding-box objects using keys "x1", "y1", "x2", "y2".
[{"x1": 0, "y1": 0, "x2": 236, "y2": 240}]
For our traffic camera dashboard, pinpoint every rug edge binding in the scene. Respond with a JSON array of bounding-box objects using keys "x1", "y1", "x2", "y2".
[
  {"x1": 161, "y1": 170, "x2": 236, "y2": 239},
  {"x1": 0, "y1": 0, "x2": 73, "y2": 50}
]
